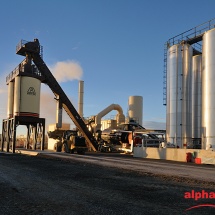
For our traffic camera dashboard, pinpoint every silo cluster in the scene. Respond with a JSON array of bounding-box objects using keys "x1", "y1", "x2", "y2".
[{"x1": 166, "y1": 28, "x2": 215, "y2": 149}]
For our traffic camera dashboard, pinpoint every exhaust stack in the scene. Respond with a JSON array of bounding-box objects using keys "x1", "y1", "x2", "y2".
[{"x1": 78, "y1": 80, "x2": 84, "y2": 118}]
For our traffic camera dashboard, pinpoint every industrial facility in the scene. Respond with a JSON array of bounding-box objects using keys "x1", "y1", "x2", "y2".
[
  {"x1": 163, "y1": 18, "x2": 215, "y2": 150},
  {"x1": 2, "y1": 18, "x2": 215, "y2": 166},
  {"x1": 0, "y1": 38, "x2": 157, "y2": 154}
]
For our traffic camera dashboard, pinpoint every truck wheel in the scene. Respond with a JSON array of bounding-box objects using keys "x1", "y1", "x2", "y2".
[
  {"x1": 55, "y1": 143, "x2": 61, "y2": 152},
  {"x1": 62, "y1": 143, "x2": 70, "y2": 153}
]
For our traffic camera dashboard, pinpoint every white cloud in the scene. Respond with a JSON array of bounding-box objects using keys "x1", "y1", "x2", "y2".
[
  {"x1": 49, "y1": 60, "x2": 83, "y2": 83},
  {"x1": 40, "y1": 85, "x2": 76, "y2": 130},
  {"x1": 143, "y1": 121, "x2": 166, "y2": 130}
]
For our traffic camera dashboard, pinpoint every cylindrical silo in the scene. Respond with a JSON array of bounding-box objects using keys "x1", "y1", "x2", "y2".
[
  {"x1": 128, "y1": 96, "x2": 143, "y2": 126},
  {"x1": 14, "y1": 76, "x2": 41, "y2": 117},
  {"x1": 202, "y1": 28, "x2": 215, "y2": 149},
  {"x1": 191, "y1": 55, "x2": 202, "y2": 140},
  {"x1": 7, "y1": 81, "x2": 14, "y2": 118},
  {"x1": 166, "y1": 43, "x2": 193, "y2": 148}
]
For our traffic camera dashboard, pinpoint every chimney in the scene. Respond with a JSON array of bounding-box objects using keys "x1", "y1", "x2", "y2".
[{"x1": 78, "y1": 80, "x2": 84, "y2": 118}]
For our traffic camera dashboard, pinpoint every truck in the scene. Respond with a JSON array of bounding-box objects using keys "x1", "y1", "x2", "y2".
[{"x1": 48, "y1": 130, "x2": 88, "y2": 154}]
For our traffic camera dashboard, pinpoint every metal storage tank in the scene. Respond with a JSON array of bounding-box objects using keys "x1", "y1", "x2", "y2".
[
  {"x1": 13, "y1": 76, "x2": 41, "y2": 117},
  {"x1": 128, "y1": 96, "x2": 143, "y2": 126},
  {"x1": 7, "y1": 81, "x2": 14, "y2": 118},
  {"x1": 191, "y1": 55, "x2": 202, "y2": 140},
  {"x1": 166, "y1": 43, "x2": 193, "y2": 148},
  {"x1": 202, "y1": 28, "x2": 215, "y2": 149}
]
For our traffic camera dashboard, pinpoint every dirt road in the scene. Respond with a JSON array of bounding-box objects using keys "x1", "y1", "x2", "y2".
[{"x1": 0, "y1": 152, "x2": 215, "y2": 215}]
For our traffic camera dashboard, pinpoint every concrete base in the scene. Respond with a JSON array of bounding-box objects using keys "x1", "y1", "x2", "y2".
[{"x1": 133, "y1": 146, "x2": 215, "y2": 165}]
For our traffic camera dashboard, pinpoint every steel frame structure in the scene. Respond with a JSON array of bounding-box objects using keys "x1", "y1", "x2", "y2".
[{"x1": 1, "y1": 116, "x2": 45, "y2": 153}]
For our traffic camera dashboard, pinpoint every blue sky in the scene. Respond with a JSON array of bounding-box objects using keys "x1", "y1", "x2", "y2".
[{"x1": 1, "y1": 0, "x2": 215, "y2": 133}]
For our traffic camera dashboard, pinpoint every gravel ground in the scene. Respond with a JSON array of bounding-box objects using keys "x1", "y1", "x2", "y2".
[{"x1": 0, "y1": 153, "x2": 215, "y2": 215}]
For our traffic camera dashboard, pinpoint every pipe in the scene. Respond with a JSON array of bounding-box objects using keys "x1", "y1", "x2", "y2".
[
  {"x1": 94, "y1": 104, "x2": 125, "y2": 132},
  {"x1": 56, "y1": 94, "x2": 62, "y2": 128}
]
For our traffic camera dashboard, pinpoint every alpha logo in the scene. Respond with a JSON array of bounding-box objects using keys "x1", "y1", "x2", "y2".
[
  {"x1": 27, "y1": 87, "x2": 36, "y2": 96},
  {"x1": 184, "y1": 190, "x2": 215, "y2": 211}
]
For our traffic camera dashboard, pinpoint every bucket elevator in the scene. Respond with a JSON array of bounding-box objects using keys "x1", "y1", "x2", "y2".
[{"x1": 1, "y1": 39, "x2": 98, "y2": 153}]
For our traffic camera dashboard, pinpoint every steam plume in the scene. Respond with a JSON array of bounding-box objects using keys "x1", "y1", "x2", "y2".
[{"x1": 49, "y1": 60, "x2": 83, "y2": 83}]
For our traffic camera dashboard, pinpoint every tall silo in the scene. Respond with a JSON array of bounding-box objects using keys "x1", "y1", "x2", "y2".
[
  {"x1": 202, "y1": 28, "x2": 215, "y2": 149},
  {"x1": 14, "y1": 76, "x2": 41, "y2": 117},
  {"x1": 191, "y1": 55, "x2": 202, "y2": 142},
  {"x1": 7, "y1": 81, "x2": 14, "y2": 118},
  {"x1": 166, "y1": 43, "x2": 193, "y2": 148},
  {"x1": 128, "y1": 96, "x2": 143, "y2": 126}
]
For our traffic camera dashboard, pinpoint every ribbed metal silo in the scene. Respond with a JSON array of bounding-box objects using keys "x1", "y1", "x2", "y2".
[
  {"x1": 202, "y1": 28, "x2": 215, "y2": 149},
  {"x1": 166, "y1": 43, "x2": 193, "y2": 148},
  {"x1": 191, "y1": 55, "x2": 202, "y2": 140}
]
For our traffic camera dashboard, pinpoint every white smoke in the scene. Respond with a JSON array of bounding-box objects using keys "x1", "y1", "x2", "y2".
[
  {"x1": 40, "y1": 89, "x2": 56, "y2": 120},
  {"x1": 49, "y1": 60, "x2": 83, "y2": 83},
  {"x1": 0, "y1": 89, "x2": 6, "y2": 94},
  {"x1": 40, "y1": 86, "x2": 76, "y2": 130}
]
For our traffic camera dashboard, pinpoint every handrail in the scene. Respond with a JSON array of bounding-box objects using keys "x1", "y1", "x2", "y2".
[
  {"x1": 6, "y1": 58, "x2": 42, "y2": 84},
  {"x1": 163, "y1": 18, "x2": 215, "y2": 106},
  {"x1": 16, "y1": 39, "x2": 43, "y2": 58},
  {"x1": 166, "y1": 18, "x2": 215, "y2": 47}
]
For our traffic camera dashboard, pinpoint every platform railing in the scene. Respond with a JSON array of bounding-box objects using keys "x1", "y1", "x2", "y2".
[
  {"x1": 6, "y1": 59, "x2": 42, "y2": 84},
  {"x1": 16, "y1": 39, "x2": 43, "y2": 58},
  {"x1": 163, "y1": 18, "x2": 215, "y2": 106},
  {"x1": 166, "y1": 18, "x2": 215, "y2": 48}
]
